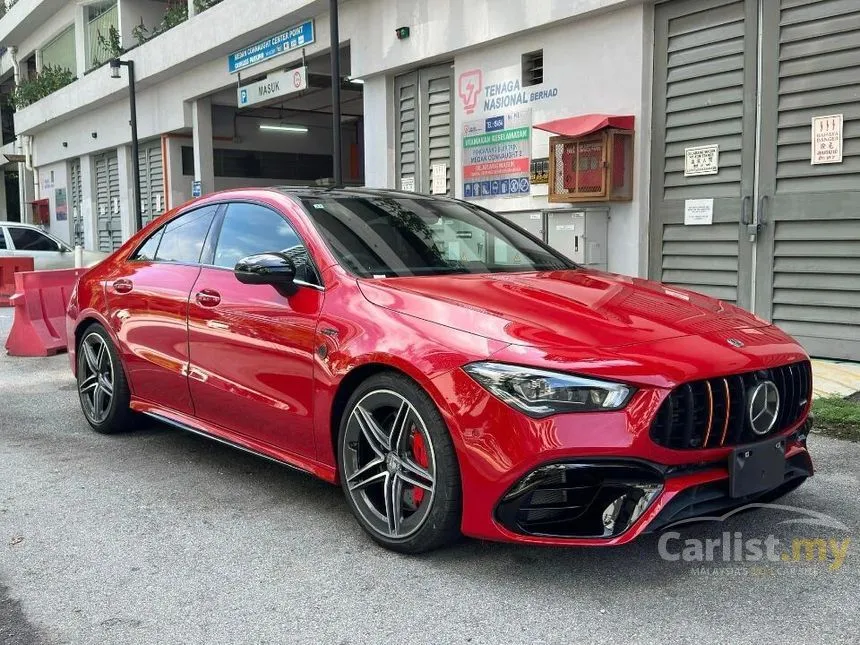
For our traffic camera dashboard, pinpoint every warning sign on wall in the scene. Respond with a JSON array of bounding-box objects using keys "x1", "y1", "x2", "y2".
[
  {"x1": 462, "y1": 109, "x2": 532, "y2": 199},
  {"x1": 811, "y1": 114, "x2": 843, "y2": 165}
]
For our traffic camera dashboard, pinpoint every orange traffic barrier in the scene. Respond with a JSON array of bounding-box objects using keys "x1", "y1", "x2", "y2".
[
  {"x1": 0, "y1": 257, "x2": 35, "y2": 306},
  {"x1": 4, "y1": 268, "x2": 87, "y2": 357}
]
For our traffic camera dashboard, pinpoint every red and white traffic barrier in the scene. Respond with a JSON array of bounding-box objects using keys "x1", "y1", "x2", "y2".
[
  {"x1": 0, "y1": 257, "x2": 35, "y2": 307},
  {"x1": 4, "y1": 268, "x2": 86, "y2": 357}
]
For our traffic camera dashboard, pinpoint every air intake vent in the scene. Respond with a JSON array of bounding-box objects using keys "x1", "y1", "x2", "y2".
[{"x1": 522, "y1": 50, "x2": 543, "y2": 87}]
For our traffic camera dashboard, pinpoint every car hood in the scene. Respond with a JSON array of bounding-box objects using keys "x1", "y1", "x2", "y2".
[{"x1": 357, "y1": 269, "x2": 770, "y2": 350}]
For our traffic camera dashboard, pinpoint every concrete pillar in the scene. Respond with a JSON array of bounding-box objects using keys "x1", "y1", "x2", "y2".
[
  {"x1": 34, "y1": 49, "x2": 43, "y2": 74},
  {"x1": 191, "y1": 98, "x2": 214, "y2": 196},
  {"x1": 18, "y1": 163, "x2": 34, "y2": 222},
  {"x1": 0, "y1": 168, "x2": 6, "y2": 220},
  {"x1": 79, "y1": 154, "x2": 98, "y2": 250},
  {"x1": 116, "y1": 145, "x2": 136, "y2": 242},
  {"x1": 362, "y1": 75, "x2": 395, "y2": 189},
  {"x1": 164, "y1": 135, "x2": 189, "y2": 209},
  {"x1": 74, "y1": 5, "x2": 87, "y2": 77},
  {"x1": 187, "y1": 0, "x2": 197, "y2": 18}
]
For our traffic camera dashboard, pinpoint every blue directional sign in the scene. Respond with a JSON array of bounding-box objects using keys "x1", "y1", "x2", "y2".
[{"x1": 228, "y1": 20, "x2": 315, "y2": 74}]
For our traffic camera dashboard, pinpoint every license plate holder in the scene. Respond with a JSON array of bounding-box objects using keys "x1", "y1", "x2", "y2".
[{"x1": 728, "y1": 436, "x2": 786, "y2": 498}]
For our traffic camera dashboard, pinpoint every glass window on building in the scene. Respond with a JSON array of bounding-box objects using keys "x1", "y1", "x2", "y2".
[
  {"x1": 41, "y1": 25, "x2": 77, "y2": 74},
  {"x1": 86, "y1": 1, "x2": 118, "y2": 70}
]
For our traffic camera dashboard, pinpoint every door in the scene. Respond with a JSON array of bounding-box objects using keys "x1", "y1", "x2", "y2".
[
  {"x1": 94, "y1": 151, "x2": 122, "y2": 252},
  {"x1": 6, "y1": 225, "x2": 70, "y2": 270},
  {"x1": 69, "y1": 158, "x2": 84, "y2": 247},
  {"x1": 652, "y1": 0, "x2": 860, "y2": 360},
  {"x1": 753, "y1": 0, "x2": 860, "y2": 360},
  {"x1": 109, "y1": 205, "x2": 218, "y2": 415},
  {"x1": 395, "y1": 64, "x2": 454, "y2": 195},
  {"x1": 138, "y1": 141, "x2": 165, "y2": 227},
  {"x1": 187, "y1": 202, "x2": 324, "y2": 458},
  {"x1": 650, "y1": 0, "x2": 759, "y2": 309}
]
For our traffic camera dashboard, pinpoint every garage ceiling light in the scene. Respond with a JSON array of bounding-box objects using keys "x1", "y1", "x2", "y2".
[{"x1": 259, "y1": 124, "x2": 309, "y2": 133}]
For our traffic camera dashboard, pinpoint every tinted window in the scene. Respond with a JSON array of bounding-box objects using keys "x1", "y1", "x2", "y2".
[
  {"x1": 9, "y1": 227, "x2": 60, "y2": 252},
  {"x1": 0, "y1": 228, "x2": 6, "y2": 250},
  {"x1": 154, "y1": 207, "x2": 216, "y2": 264},
  {"x1": 301, "y1": 196, "x2": 574, "y2": 278},
  {"x1": 214, "y1": 203, "x2": 318, "y2": 285},
  {"x1": 132, "y1": 228, "x2": 164, "y2": 261}
]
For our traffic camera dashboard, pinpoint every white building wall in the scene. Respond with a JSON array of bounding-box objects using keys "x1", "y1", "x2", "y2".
[
  {"x1": 9, "y1": 0, "x2": 654, "y2": 271},
  {"x1": 455, "y1": 5, "x2": 650, "y2": 277},
  {"x1": 38, "y1": 159, "x2": 72, "y2": 242},
  {"x1": 16, "y1": 3, "x2": 77, "y2": 63},
  {"x1": 361, "y1": 1, "x2": 651, "y2": 276}
]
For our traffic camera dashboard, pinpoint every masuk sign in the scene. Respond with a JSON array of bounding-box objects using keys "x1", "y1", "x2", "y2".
[{"x1": 238, "y1": 67, "x2": 308, "y2": 108}]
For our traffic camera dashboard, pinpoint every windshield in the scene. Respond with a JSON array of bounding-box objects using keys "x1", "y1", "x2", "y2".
[{"x1": 300, "y1": 195, "x2": 575, "y2": 278}]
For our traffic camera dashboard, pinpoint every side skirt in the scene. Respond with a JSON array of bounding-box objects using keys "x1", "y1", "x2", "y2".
[{"x1": 132, "y1": 399, "x2": 338, "y2": 483}]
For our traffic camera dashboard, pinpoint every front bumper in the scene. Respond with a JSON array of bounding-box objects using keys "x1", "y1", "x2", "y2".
[{"x1": 431, "y1": 367, "x2": 813, "y2": 546}]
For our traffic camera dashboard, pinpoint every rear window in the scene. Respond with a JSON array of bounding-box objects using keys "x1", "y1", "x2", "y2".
[{"x1": 130, "y1": 207, "x2": 215, "y2": 264}]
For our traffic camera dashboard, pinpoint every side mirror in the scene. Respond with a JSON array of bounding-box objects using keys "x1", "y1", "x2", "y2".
[
  {"x1": 58, "y1": 242, "x2": 68, "y2": 253},
  {"x1": 234, "y1": 252, "x2": 297, "y2": 296}
]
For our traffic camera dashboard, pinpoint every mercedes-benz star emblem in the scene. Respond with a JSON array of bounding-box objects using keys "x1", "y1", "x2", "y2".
[
  {"x1": 748, "y1": 380, "x2": 780, "y2": 435},
  {"x1": 727, "y1": 338, "x2": 744, "y2": 348}
]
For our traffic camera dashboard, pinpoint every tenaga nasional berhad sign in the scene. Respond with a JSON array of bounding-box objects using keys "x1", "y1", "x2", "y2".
[
  {"x1": 238, "y1": 67, "x2": 308, "y2": 108},
  {"x1": 228, "y1": 20, "x2": 315, "y2": 73}
]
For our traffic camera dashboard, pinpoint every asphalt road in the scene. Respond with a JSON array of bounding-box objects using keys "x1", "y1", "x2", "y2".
[{"x1": 1, "y1": 309, "x2": 858, "y2": 645}]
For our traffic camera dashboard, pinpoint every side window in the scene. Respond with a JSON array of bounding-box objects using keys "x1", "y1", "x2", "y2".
[
  {"x1": 131, "y1": 228, "x2": 164, "y2": 261},
  {"x1": 0, "y1": 228, "x2": 6, "y2": 250},
  {"x1": 153, "y1": 206, "x2": 216, "y2": 264},
  {"x1": 8, "y1": 227, "x2": 60, "y2": 252},
  {"x1": 213, "y1": 203, "x2": 319, "y2": 285}
]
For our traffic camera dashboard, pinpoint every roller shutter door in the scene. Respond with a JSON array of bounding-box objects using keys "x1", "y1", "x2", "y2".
[
  {"x1": 138, "y1": 141, "x2": 165, "y2": 227},
  {"x1": 395, "y1": 64, "x2": 453, "y2": 195},
  {"x1": 69, "y1": 158, "x2": 84, "y2": 247},
  {"x1": 94, "y1": 151, "x2": 122, "y2": 252},
  {"x1": 651, "y1": 0, "x2": 860, "y2": 360}
]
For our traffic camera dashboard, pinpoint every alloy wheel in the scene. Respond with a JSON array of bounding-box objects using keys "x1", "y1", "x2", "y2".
[
  {"x1": 342, "y1": 389, "x2": 437, "y2": 539},
  {"x1": 78, "y1": 332, "x2": 115, "y2": 424}
]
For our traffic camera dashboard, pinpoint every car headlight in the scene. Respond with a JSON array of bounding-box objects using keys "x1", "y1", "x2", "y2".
[{"x1": 463, "y1": 362, "x2": 634, "y2": 418}]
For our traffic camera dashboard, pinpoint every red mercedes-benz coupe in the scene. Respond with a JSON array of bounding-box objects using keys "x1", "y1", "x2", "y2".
[{"x1": 67, "y1": 188, "x2": 813, "y2": 553}]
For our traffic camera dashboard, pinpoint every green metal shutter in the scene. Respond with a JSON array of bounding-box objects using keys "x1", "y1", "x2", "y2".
[
  {"x1": 755, "y1": 0, "x2": 860, "y2": 360},
  {"x1": 394, "y1": 72, "x2": 418, "y2": 191},
  {"x1": 94, "y1": 151, "x2": 121, "y2": 252},
  {"x1": 420, "y1": 66, "x2": 453, "y2": 196},
  {"x1": 395, "y1": 64, "x2": 453, "y2": 194},
  {"x1": 138, "y1": 141, "x2": 165, "y2": 227},
  {"x1": 69, "y1": 158, "x2": 84, "y2": 247},
  {"x1": 649, "y1": 0, "x2": 758, "y2": 307}
]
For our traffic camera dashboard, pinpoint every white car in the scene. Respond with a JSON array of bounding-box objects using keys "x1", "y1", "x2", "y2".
[{"x1": 0, "y1": 222, "x2": 108, "y2": 270}]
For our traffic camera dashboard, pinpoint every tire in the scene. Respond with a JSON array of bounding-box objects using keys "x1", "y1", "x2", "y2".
[
  {"x1": 337, "y1": 372, "x2": 462, "y2": 553},
  {"x1": 76, "y1": 323, "x2": 137, "y2": 434}
]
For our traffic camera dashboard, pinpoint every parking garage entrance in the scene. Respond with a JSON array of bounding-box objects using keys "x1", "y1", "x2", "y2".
[{"x1": 178, "y1": 46, "x2": 363, "y2": 197}]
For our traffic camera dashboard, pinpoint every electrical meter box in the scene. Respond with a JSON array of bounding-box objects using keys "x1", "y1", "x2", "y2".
[{"x1": 545, "y1": 208, "x2": 609, "y2": 271}]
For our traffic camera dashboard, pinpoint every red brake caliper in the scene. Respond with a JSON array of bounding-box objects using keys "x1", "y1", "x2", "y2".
[{"x1": 410, "y1": 429, "x2": 429, "y2": 506}]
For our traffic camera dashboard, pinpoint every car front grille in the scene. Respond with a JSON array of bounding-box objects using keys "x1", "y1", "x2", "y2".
[{"x1": 650, "y1": 360, "x2": 812, "y2": 450}]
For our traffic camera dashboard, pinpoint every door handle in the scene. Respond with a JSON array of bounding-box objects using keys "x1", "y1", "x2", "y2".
[
  {"x1": 740, "y1": 195, "x2": 752, "y2": 225},
  {"x1": 195, "y1": 289, "x2": 221, "y2": 307},
  {"x1": 112, "y1": 278, "x2": 133, "y2": 294},
  {"x1": 757, "y1": 195, "x2": 769, "y2": 226}
]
